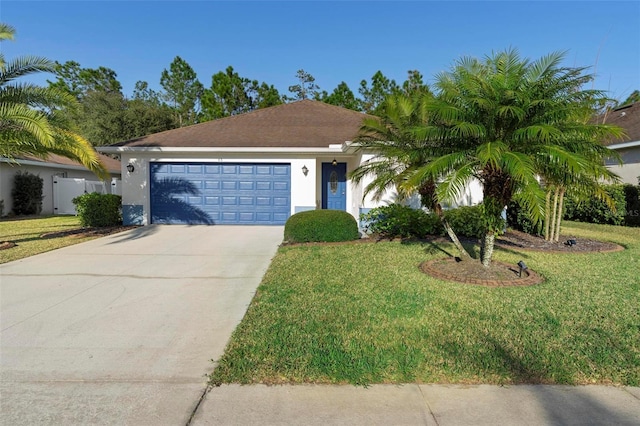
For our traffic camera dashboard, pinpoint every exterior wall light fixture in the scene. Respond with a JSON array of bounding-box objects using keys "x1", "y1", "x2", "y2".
[
  {"x1": 332, "y1": 158, "x2": 338, "y2": 166},
  {"x1": 126, "y1": 163, "x2": 135, "y2": 173},
  {"x1": 302, "y1": 165, "x2": 309, "y2": 176}
]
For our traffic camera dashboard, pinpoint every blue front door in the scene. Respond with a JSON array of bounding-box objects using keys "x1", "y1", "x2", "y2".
[{"x1": 322, "y1": 162, "x2": 346, "y2": 210}]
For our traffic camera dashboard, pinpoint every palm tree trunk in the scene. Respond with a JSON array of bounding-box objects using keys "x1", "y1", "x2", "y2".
[
  {"x1": 549, "y1": 187, "x2": 559, "y2": 243},
  {"x1": 544, "y1": 189, "x2": 552, "y2": 241},
  {"x1": 554, "y1": 187, "x2": 565, "y2": 243},
  {"x1": 434, "y1": 203, "x2": 471, "y2": 260},
  {"x1": 480, "y1": 232, "x2": 495, "y2": 267},
  {"x1": 443, "y1": 218, "x2": 472, "y2": 260}
]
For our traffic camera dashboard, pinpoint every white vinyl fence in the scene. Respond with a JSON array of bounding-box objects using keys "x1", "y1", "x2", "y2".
[{"x1": 53, "y1": 176, "x2": 121, "y2": 215}]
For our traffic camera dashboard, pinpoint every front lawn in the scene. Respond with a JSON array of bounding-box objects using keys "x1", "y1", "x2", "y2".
[
  {"x1": 211, "y1": 222, "x2": 640, "y2": 386},
  {"x1": 0, "y1": 216, "x2": 98, "y2": 264}
]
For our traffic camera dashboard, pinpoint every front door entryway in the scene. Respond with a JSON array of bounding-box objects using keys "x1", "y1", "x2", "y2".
[{"x1": 321, "y1": 162, "x2": 347, "y2": 210}]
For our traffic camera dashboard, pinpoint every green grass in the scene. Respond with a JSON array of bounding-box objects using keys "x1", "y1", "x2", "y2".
[
  {"x1": 211, "y1": 222, "x2": 640, "y2": 386},
  {"x1": 0, "y1": 216, "x2": 96, "y2": 264}
]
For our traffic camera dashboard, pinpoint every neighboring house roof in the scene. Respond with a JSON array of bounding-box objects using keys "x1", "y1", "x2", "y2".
[
  {"x1": 110, "y1": 100, "x2": 370, "y2": 149},
  {"x1": 8, "y1": 153, "x2": 121, "y2": 174},
  {"x1": 598, "y1": 102, "x2": 640, "y2": 148}
]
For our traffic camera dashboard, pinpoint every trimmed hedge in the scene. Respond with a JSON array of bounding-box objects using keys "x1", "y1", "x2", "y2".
[
  {"x1": 72, "y1": 193, "x2": 122, "y2": 227},
  {"x1": 12, "y1": 171, "x2": 43, "y2": 215},
  {"x1": 284, "y1": 209, "x2": 360, "y2": 243}
]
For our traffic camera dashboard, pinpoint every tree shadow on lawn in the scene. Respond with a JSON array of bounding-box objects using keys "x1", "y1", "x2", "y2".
[
  {"x1": 436, "y1": 332, "x2": 637, "y2": 424},
  {"x1": 401, "y1": 238, "x2": 535, "y2": 262}
]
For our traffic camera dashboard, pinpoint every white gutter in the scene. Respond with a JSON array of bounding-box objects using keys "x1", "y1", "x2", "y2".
[
  {"x1": 607, "y1": 140, "x2": 640, "y2": 150},
  {"x1": 98, "y1": 146, "x2": 351, "y2": 154}
]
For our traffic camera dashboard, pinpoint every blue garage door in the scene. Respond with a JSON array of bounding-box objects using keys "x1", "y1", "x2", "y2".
[{"x1": 150, "y1": 162, "x2": 291, "y2": 225}]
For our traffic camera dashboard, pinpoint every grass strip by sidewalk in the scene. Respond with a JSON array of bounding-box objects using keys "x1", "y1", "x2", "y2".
[
  {"x1": 211, "y1": 222, "x2": 640, "y2": 386},
  {"x1": 0, "y1": 216, "x2": 96, "y2": 264}
]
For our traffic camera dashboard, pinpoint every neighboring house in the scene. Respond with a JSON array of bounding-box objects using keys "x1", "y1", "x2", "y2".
[
  {"x1": 601, "y1": 102, "x2": 640, "y2": 185},
  {"x1": 99, "y1": 100, "x2": 484, "y2": 226},
  {"x1": 0, "y1": 153, "x2": 121, "y2": 216}
]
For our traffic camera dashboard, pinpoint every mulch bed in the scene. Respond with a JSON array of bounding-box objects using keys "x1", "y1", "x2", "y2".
[
  {"x1": 420, "y1": 257, "x2": 544, "y2": 287},
  {"x1": 495, "y1": 229, "x2": 624, "y2": 253},
  {"x1": 419, "y1": 230, "x2": 624, "y2": 287}
]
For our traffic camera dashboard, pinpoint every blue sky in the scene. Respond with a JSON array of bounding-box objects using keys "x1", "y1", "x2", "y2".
[{"x1": 3, "y1": 1, "x2": 639, "y2": 102}]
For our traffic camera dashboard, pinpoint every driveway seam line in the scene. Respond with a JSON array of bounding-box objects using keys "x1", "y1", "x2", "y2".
[
  {"x1": 185, "y1": 384, "x2": 212, "y2": 426},
  {"x1": 417, "y1": 384, "x2": 440, "y2": 426}
]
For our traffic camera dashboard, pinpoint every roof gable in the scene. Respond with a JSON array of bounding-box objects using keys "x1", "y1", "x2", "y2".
[
  {"x1": 599, "y1": 102, "x2": 640, "y2": 145},
  {"x1": 111, "y1": 100, "x2": 370, "y2": 149}
]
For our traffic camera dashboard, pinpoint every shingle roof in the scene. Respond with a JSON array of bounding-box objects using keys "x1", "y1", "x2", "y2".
[
  {"x1": 598, "y1": 102, "x2": 640, "y2": 146},
  {"x1": 19, "y1": 153, "x2": 121, "y2": 174},
  {"x1": 112, "y1": 100, "x2": 369, "y2": 148}
]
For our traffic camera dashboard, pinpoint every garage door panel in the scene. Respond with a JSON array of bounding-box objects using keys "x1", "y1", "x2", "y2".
[{"x1": 151, "y1": 162, "x2": 290, "y2": 225}]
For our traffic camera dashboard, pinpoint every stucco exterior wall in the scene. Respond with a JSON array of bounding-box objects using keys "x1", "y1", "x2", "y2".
[{"x1": 605, "y1": 146, "x2": 640, "y2": 185}]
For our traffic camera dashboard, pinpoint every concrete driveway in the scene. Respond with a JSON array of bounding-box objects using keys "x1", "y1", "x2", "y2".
[{"x1": 0, "y1": 225, "x2": 283, "y2": 425}]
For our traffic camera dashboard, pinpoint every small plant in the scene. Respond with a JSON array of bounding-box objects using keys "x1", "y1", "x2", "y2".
[
  {"x1": 72, "y1": 193, "x2": 122, "y2": 227},
  {"x1": 360, "y1": 204, "x2": 442, "y2": 238},
  {"x1": 12, "y1": 171, "x2": 43, "y2": 215},
  {"x1": 284, "y1": 209, "x2": 359, "y2": 243}
]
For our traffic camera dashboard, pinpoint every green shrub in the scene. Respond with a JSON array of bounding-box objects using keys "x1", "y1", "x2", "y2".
[
  {"x1": 12, "y1": 171, "x2": 43, "y2": 215},
  {"x1": 623, "y1": 183, "x2": 640, "y2": 227},
  {"x1": 564, "y1": 184, "x2": 626, "y2": 225},
  {"x1": 507, "y1": 200, "x2": 543, "y2": 236},
  {"x1": 72, "y1": 193, "x2": 122, "y2": 227},
  {"x1": 360, "y1": 204, "x2": 442, "y2": 238},
  {"x1": 284, "y1": 209, "x2": 359, "y2": 243},
  {"x1": 443, "y1": 205, "x2": 497, "y2": 239}
]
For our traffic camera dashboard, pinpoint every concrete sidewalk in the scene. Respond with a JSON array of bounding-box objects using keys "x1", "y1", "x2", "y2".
[{"x1": 193, "y1": 384, "x2": 640, "y2": 425}]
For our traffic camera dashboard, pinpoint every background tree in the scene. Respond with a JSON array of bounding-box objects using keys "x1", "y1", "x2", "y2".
[
  {"x1": 401, "y1": 70, "x2": 431, "y2": 97},
  {"x1": 48, "y1": 60, "x2": 123, "y2": 99},
  {"x1": 252, "y1": 81, "x2": 283, "y2": 109},
  {"x1": 619, "y1": 90, "x2": 640, "y2": 107},
  {"x1": 287, "y1": 69, "x2": 320, "y2": 101},
  {"x1": 201, "y1": 66, "x2": 255, "y2": 120},
  {"x1": 358, "y1": 71, "x2": 399, "y2": 115},
  {"x1": 319, "y1": 81, "x2": 360, "y2": 111},
  {"x1": 0, "y1": 23, "x2": 106, "y2": 178},
  {"x1": 48, "y1": 63, "x2": 176, "y2": 145},
  {"x1": 160, "y1": 56, "x2": 204, "y2": 126},
  {"x1": 410, "y1": 49, "x2": 624, "y2": 267}
]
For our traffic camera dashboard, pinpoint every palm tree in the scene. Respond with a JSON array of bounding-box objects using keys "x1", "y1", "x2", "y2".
[
  {"x1": 409, "y1": 49, "x2": 624, "y2": 267},
  {"x1": 350, "y1": 93, "x2": 471, "y2": 259},
  {"x1": 0, "y1": 23, "x2": 107, "y2": 178}
]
